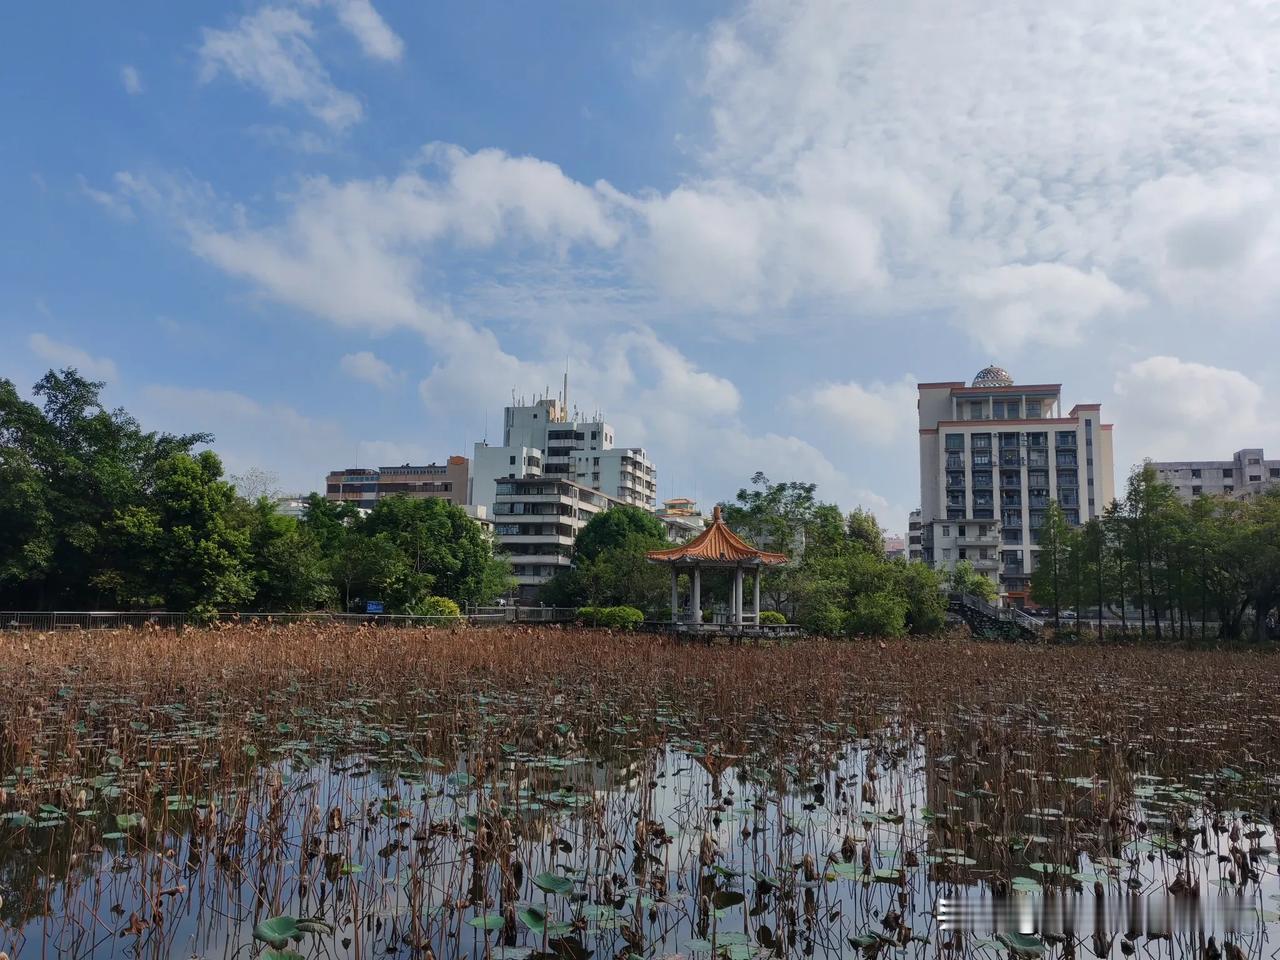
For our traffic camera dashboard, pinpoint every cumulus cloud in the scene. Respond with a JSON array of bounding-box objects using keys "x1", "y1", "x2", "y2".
[
  {"x1": 339, "y1": 351, "x2": 399, "y2": 389},
  {"x1": 120, "y1": 65, "x2": 143, "y2": 95},
  {"x1": 959, "y1": 264, "x2": 1142, "y2": 351},
  {"x1": 182, "y1": 145, "x2": 618, "y2": 337},
  {"x1": 137, "y1": 384, "x2": 419, "y2": 493},
  {"x1": 674, "y1": 0, "x2": 1280, "y2": 344},
  {"x1": 27, "y1": 333, "x2": 118, "y2": 381},
  {"x1": 1112, "y1": 356, "x2": 1273, "y2": 464},
  {"x1": 800, "y1": 374, "x2": 917, "y2": 446}
]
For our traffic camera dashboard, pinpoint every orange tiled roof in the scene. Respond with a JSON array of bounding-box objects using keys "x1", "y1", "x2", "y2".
[{"x1": 646, "y1": 506, "x2": 788, "y2": 565}]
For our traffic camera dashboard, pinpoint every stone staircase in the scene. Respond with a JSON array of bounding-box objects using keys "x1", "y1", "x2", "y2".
[{"x1": 948, "y1": 593, "x2": 1042, "y2": 642}]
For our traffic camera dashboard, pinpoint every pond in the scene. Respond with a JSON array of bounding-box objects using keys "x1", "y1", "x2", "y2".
[{"x1": 1, "y1": 626, "x2": 1279, "y2": 959}]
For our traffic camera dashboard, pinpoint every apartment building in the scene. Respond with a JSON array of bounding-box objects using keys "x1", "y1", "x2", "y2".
[
  {"x1": 471, "y1": 394, "x2": 657, "y2": 513},
  {"x1": 324, "y1": 456, "x2": 470, "y2": 512},
  {"x1": 907, "y1": 509, "x2": 923, "y2": 562},
  {"x1": 1151, "y1": 448, "x2": 1280, "y2": 503},
  {"x1": 492, "y1": 477, "x2": 622, "y2": 602},
  {"x1": 917, "y1": 366, "x2": 1116, "y2": 606},
  {"x1": 656, "y1": 497, "x2": 705, "y2": 542}
]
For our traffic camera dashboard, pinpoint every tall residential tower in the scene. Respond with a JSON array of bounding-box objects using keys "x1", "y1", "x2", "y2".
[{"x1": 917, "y1": 367, "x2": 1115, "y2": 606}]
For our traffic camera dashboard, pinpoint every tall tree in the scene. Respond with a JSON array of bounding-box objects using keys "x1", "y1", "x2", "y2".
[{"x1": 1031, "y1": 501, "x2": 1070, "y2": 629}]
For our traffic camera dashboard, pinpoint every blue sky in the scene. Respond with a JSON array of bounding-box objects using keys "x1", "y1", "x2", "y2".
[{"x1": 4, "y1": 1, "x2": 1280, "y2": 530}]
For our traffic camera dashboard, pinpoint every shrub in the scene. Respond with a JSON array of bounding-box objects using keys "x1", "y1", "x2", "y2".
[
  {"x1": 798, "y1": 599, "x2": 845, "y2": 636},
  {"x1": 600, "y1": 606, "x2": 644, "y2": 630},
  {"x1": 759, "y1": 610, "x2": 787, "y2": 626},
  {"x1": 579, "y1": 606, "x2": 644, "y2": 630},
  {"x1": 846, "y1": 591, "x2": 908, "y2": 638},
  {"x1": 414, "y1": 596, "x2": 462, "y2": 621}
]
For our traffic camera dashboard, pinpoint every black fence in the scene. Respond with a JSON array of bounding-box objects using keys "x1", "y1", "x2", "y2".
[{"x1": 0, "y1": 607, "x2": 582, "y2": 632}]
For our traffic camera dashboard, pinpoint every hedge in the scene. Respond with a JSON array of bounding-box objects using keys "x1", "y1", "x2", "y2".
[
  {"x1": 577, "y1": 606, "x2": 645, "y2": 630},
  {"x1": 413, "y1": 596, "x2": 462, "y2": 621},
  {"x1": 758, "y1": 610, "x2": 787, "y2": 626}
]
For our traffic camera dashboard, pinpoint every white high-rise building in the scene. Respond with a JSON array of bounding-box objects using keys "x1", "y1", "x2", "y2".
[
  {"x1": 917, "y1": 367, "x2": 1116, "y2": 607},
  {"x1": 470, "y1": 394, "x2": 657, "y2": 514}
]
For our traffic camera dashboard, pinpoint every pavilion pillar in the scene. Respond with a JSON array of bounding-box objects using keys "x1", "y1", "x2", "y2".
[
  {"x1": 670, "y1": 566, "x2": 679, "y2": 624},
  {"x1": 733, "y1": 567, "x2": 744, "y2": 626},
  {"x1": 692, "y1": 566, "x2": 702, "y2": 624},
  {"x1": 753, "y1": 566, "x2": 761, "y2": 623}
]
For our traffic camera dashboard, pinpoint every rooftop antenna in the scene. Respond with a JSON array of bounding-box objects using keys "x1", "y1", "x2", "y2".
[{"x1": 563, "y1": 360, "x2": 569, "y2": 421}]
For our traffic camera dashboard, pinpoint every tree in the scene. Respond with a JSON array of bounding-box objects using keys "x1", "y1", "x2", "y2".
[
  {"x1": 721, "y1": 473, "x2": 824, "y2": 555},
  {"x1": 1031, "y1": 501, "x2": 1070, "y2": 629},
  {"x1": 949, "y1": 559, "x2": 996, "y2": 603},
  {"x1": 0, "y1": 369, "x2": 208, "y2": 608},
  {"x1": 846, "y1": 508, "x2": 885, "y2": 555},
  {"x1": 541, "y1": 507, "x2": 669, "y2": 611},
  {"x1": 228, "y1": 467, "x2": 281, "y2": 502},
  {"x1": 571, "y1": 506, "x2": 667, "y2": 564},
  {"x1": 361, "y1": 496, "x2": 513, "y2": 611},
  {"x1": 243, "y1": 500, "x2": 332, "y2": 611},
  {"x1": 898, "y1": 560, "x2": 948, "y2": 633}
]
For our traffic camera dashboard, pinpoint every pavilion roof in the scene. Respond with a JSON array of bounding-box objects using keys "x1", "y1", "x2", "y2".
[{"x1": 646, "y1": 506, "x2": 789, "y2": 566}]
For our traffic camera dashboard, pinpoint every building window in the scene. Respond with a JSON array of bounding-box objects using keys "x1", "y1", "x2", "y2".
[
  {"x1": 942, "y1": 548, "x2": 952, "y2": 560},
  {"x1": 509, "y1": 455, "x2": 516, "y2": 465},
  {"x1": 942, "y1": 525, "x2": 951, "y2": 537},
  {"x1": 1191, "y1": 468, "x2": 1201, "y2": 478},
  {"x1": 1250, "y1": 475, "x2": 1262, "y2": 482},
  {"x1": 1223, "y1": 468, "x2": 1233, "y2": 478},
  {"x1": 945, "y1": 433, "x2": 964, "y2": 451},
  {"x1": 1271, "y1": 468, "x2": 1280, "y2": 478},
  {"x1": 1026, "y1": 400, "x2": 1042, "y2": 418},
  {"x1": 1248, "y1": 458, "x2": 1261, "y2": 465},
  {"x1": 1192, "y1": 485, "x2": 1202, "y2": 495}
]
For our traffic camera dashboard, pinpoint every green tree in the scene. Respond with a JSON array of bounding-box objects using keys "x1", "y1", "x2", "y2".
[
  {"x1": 845, "y1": 507, "x2": 885, "y2": 555},
  {"x1": 363, "y1": 496, "x2": 513, "y2": 610},
  {"x1": 243, "y1": 500, "x2": 333, "y2": 611},
  {"x1": 1031, "y1": 501, "x2": 1070, "y2": 629},
  {"x1": 571, "y1": 506, "x2": 667, "y2": 564},
  {"x1": 721, "y1": 473, "x2": 823, "y2": 555},
  {"x1": 0, "y1": 369, "x2": 209, "y2": 608},
  {"x1": 949, "y1": 559, "x2": 997, "y2": 602},
  {"x1": 541, "y1": 506, "x2": 668, "y2": 611}
]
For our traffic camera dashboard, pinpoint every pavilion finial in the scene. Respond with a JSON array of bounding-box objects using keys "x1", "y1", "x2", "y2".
[{"x1": 712, "y1": 504, "x2": 723, "y2": 522}]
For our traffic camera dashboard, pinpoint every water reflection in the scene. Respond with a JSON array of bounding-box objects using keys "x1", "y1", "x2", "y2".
[{"x1": 2, "y1": 700, "x2": 1279, "y2": 958}]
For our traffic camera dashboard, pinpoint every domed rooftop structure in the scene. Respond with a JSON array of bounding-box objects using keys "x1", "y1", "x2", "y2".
[{"x1": 972, "y1": 364, "x2": 1014, "y2": 388}]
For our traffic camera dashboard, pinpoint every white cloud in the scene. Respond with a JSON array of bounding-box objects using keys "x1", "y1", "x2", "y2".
[
  {"x1": 339, "y1": 350, "x2": 399, "y2": 389},
  {"x1": 959, "y1": 263, "x2": 1142, "y2": 350},
  {"x1": 800, "y1": 374, "x2": 917, "y2": 446},
  {"x1": 198, "y1": 6, "x2": 363, "y2": 131},
  {"x1": 181, "y1": 145, "x2": 618, "y2": 337},
  {"x1": 628, "y1": 181, "x2": 886, "y2": 312},
  {"x1": 137, "y1": 384, "x2": 458, "y2": 491},
  {"x1": 120, "y1": 65, "x2": 143, "y2": 95},
  {"x1": 77, "y1": 173, "x2": 136, "y2": 221},
  {"x1": 27, "y1": 333, "x2": 118, "y2": 381},
  {"x1": 329, "y1": 0, "x2": 403, "y2": 61},
  {"x1": 1112, "y1": 356, "x2": 1273, "y2": 464}
]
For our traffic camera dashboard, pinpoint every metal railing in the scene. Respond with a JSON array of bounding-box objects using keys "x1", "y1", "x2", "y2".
[
  {"x1": 955, "y1": 594, "x2": 1044, "y2": 635},
  {"x1": 0, "y1": 607, "x2": 582, "y2": 631}
]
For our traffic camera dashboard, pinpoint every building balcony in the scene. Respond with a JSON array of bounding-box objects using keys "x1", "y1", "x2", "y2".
[{"x1": 971, "y1": 557, "x2": 999, "y2": 571}]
